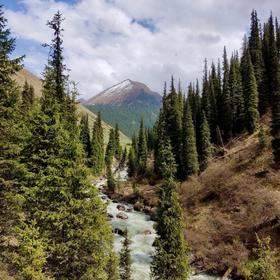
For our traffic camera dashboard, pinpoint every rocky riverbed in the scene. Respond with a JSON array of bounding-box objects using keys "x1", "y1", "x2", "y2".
[{"x1": 94, "y1": 170, "x2": 223, "y2": 280}]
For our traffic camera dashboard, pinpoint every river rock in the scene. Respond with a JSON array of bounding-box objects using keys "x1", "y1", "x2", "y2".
[
  {"x1": 134, "y1": 201, "x2": 144, "y2": 211},
  {"x1": 114, "y1": 228, "x2": 125, "y2": 236},
  {"x1": 116, "y1": 212, "x2": 128, "y2": 220},
  {"x1": 126, "y1": 206, "x2": 133, "y2": 213},
  {"x1": 117, "y1": 204, "x2": 126, "y2": 211},
  {"x1": 143, "y1": 205, "x2": 152, "y2": 214},
  {"x1": 142, "y1": 229, "x2": 152, "y2": 235},
  {"x1": 107, "y1": 213, "x2": 114, "y2": 220}
]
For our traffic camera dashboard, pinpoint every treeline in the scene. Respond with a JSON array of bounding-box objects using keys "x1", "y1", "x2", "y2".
[
  {"x1": 0, "y1": 8, "x2": 118, "y2": 279},
  {"x1": 128, "y1": 10, "x2": 280, "y2": 181}
]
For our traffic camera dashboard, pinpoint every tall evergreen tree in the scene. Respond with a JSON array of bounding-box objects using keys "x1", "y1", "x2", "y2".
[
  {"x1": 270, "y1": 34, "x2": 280, "y2": 167},
  {"x1": 151, "y1": 177, "x2": 190, "y2": 280},
  {"x1": 198, "y1": 112, "x2": 213, "y2": 170},
  {"x1": 229, "y1": 53, "x2": 245, "y2": 134},
  {"x1": 156, "y1": 137, "x2": 177, "y2": 179},
  {"x1": 249, "y1": 10, "x2": 267, "y2": 115},
  {"x1": 221, "y1": 47, "x2": 233, "y2": 141},
  {"x1": 181, "y1": 101, "x2": 199, "y2": 179},
  {"x1": 91, "y1": 112, "x2": 105, "y2": 175},
  {"x1": 105, "y1": 128, "x2": 116, "y2": 168},
  {"x1": 242, "y1": 50, "x2": 259, "y2": 133},
  {"x1": 21, "y1": 81, "x2": 35, "y2": 111},
  {"x1": 127, "y1": 146, "x2": 137, "y2": 177},
  {"x1": 137, "y1": 116, "x2": 148, "y2": 174},
  {"x1": 114, "y1": 123, "x2": 122, "y2": 160},
  {"x1": 19, "y1": 12, "x2": 115, "y2": 279},
  {"x1": 80, "y1": 114, "x2": 91, "y2": 158},
  {"x1": 201, "y1": 59, "x2": 210, "y2": 120},
  {"x1": 119, "y1": 229, "x2": 132, "y2": 280},
  {"x1": 163, "y1": 77, "x2": 182, "y2": 177}
]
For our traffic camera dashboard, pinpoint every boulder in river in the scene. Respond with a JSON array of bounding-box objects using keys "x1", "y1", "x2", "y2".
[
  {"x1": 142, "y1": 229, "x2": 152, "y2": 235},
  {"x1": 107, "y1": 213, "x2": 114, "y2": 220},
  {"x1": 117, "y1": 204, "x2": 126, "y2": 211},
  {"x1": 114, "y1": 228, "x2": 125, "y2": 236},
  {"x1": 134, "y1": 201, "x2": 144, "y2": 211},
  {"x1": 126, "y1": 207, "x2": 133, "y2": 213},
  {"x1": 116, "y1": 212, "x2": 128, "y2": 220}
]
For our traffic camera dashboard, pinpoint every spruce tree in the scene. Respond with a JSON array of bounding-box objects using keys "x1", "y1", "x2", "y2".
[
  {"x1": 151, "y1": 159, "x2": 190, "y2": 279},
  {"x1": 221, "y1": 47, "x2": 233, "y2": 141},
  {"x1": 91, "y1": 112, "x2": 105, "y2": 175},
  {"x1": 271, "y1": 44, "x2": 280, "y2": 166},
  {"x1": 242, "y1": 50, "x2": 259, "y2": 133},
  {"x1": 114, "y1": 123, "x2": 122, "y2": 160},
  {"x1": 137, "y1": 116, "x2": 148, "y2": 175},
  {"x1": 182, "y1": 100, "x2": 199, "y2": 179},
  {"x1": 163, "y1": 77, "x2": 182, "y2": 177},
  {"x1": 105, "y1": 128, "x2": 116, "y2": 168},
  {"x1": 127, "y1": 147, "x2": 137, "y2": 177},
  {"x1": 119, "y1": 229, "x2": 132, "y2": 280},
  {"x1": 21, "y1": 81, "x2": 35, "y2": 111},
  {"x1": 229, "y1": 53, "x2": 245, "y2": 134},
  {"x1": 20, "y1": 12, "x2": 115, "y2": 278},
  {"x1": 156, "y1": 137, "x2": 177, "y2": 179},
  {"x1": 201, "y1": 59, "x2": 210, "y2": 119},
  {"x1": 0, "y1": 6, "x2": 41, "y2": 278},
  {"x1": 249, "y1": 10, "x2": 267, "y2": 115},
  {"x1": 199, "y1": 112, "x2": 213, "y2": 170},
  {"x1": 80, "y1": 114, "x2": 91, "y2": 158}
]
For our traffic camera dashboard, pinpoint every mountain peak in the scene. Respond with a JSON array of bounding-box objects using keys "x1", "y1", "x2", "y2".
[{"x1": 84, "y1": 79, "x2": 161, "y2": 106}]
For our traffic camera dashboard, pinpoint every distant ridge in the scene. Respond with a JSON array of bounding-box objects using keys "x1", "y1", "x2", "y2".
[{"x1": 84, "y1": 79, "x2": 161, "y2": 137}]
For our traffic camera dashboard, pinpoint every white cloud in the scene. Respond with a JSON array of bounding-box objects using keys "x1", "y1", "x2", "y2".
[{"x1": 4, "y1": 0, "x2": 280, "y2": 98}]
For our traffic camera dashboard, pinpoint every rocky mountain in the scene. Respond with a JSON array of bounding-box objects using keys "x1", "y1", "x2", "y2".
[
  {"x1": 83, "y1": 79, "x2": 162, "y2": 137},
  {"x1": 13, "y1": 69, "x2": 131, "y2": 146}
]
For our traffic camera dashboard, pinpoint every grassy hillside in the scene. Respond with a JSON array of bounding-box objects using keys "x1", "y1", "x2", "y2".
[
  {"x1": 13, "y1": 68, "x2": 131, "y2": 146},
  {"x1": 180, "y1": 117, "x2": 280, "y2": 275}
]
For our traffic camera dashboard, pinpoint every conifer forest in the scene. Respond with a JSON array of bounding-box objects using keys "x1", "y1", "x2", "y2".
[{"x1": 1, "y1": 1, "x2": 280, "y2": 280}]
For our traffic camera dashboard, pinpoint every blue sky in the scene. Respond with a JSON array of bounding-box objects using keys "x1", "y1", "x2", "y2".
[{"x1": 3, "y1": 0, "x2": 280, "y2": 98}]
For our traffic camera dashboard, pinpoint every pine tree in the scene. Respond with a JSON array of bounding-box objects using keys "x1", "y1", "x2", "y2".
[
  {"x1": 80, "y1": 114, "x2": 91, "y2": 158},
  {"x1": 20, "y1": 12, "x2": 115, "y2": 278},
  {"x1": 137, "y1": 116, "x2": 148, "y2": 174},
  {"x1": 229, "y1": 53, "x2": 245, "y2": 134},
  {"x1": 163, "y1": 77, "x2": 182, "y2": 177},
  {"x1": 119, "y1": 146, "x2": 127, "y2": 169},
  {"x1": 182, "y1": 100, "x2": 199, "y2": 179},
  {"x1": 221, "y1": 47, "x2": 233, "y2": 141},
  {"x1": 199, "y1": 112, "x2": 213, "y2": 170},
  {"x1": 92, "y1": 112, "x2": 105, "y2": 175},
  {"x1": 208, "y1": 62, "x2": 218, "y2": 141},
  {"x1": 258, "y1": 126, "x2": 267, "y2": 149},
  {"x1": 0, "y1": 6, "x2": 43, "y2": 278},
  {"x1": 119, "y1": 229, "x2": 132, "y2": 280},
  {"x1": 151, "y1": 177, "x2": 190, "y2": 280},
  {"x1": 127, "y1": 147, "x2": 137, "y2": 177},
  {"x1": 249, "y1": 10, "x2": 267, "y2": 115},
  {"x1": 105, "y1": 128, "x2": 116, "y2": 167},
  {"x1": 21, "y1": 81, "x2": 35, "y2": 111},
  {"x1": 271, "y1": 44, "x2": 280, "y2": 166},
  {"x1": 114, "y1": 123, "x2": 122, "y2": 160},
  {"x1": 242, "y1": 50, "x2": 259, "y2": 133},
  {"x1": 201, "y1": 59, "x2": 210, "y2": 119},
  {"x1": 156, "y1": 137, "x2": 177, "y2": 179}
]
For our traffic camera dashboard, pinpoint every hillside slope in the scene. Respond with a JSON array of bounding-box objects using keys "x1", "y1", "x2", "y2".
[
  {"x1": 180, "y1": 117, "x2": 280, "y2": 276},
  {"x1": 84, "y1": 79, "x2": 161, "y2": 137},
  {"x1": 14, "y1": 69, "x2": 131, "y2": 146},
  {"x1": 109, "y1": 116, "x2": 280, "y2": 277}
]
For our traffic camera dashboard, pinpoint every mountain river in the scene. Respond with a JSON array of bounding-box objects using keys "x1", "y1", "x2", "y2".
[{"x1": 94, "y1": 169, "x2": 222, "y2": 280}]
